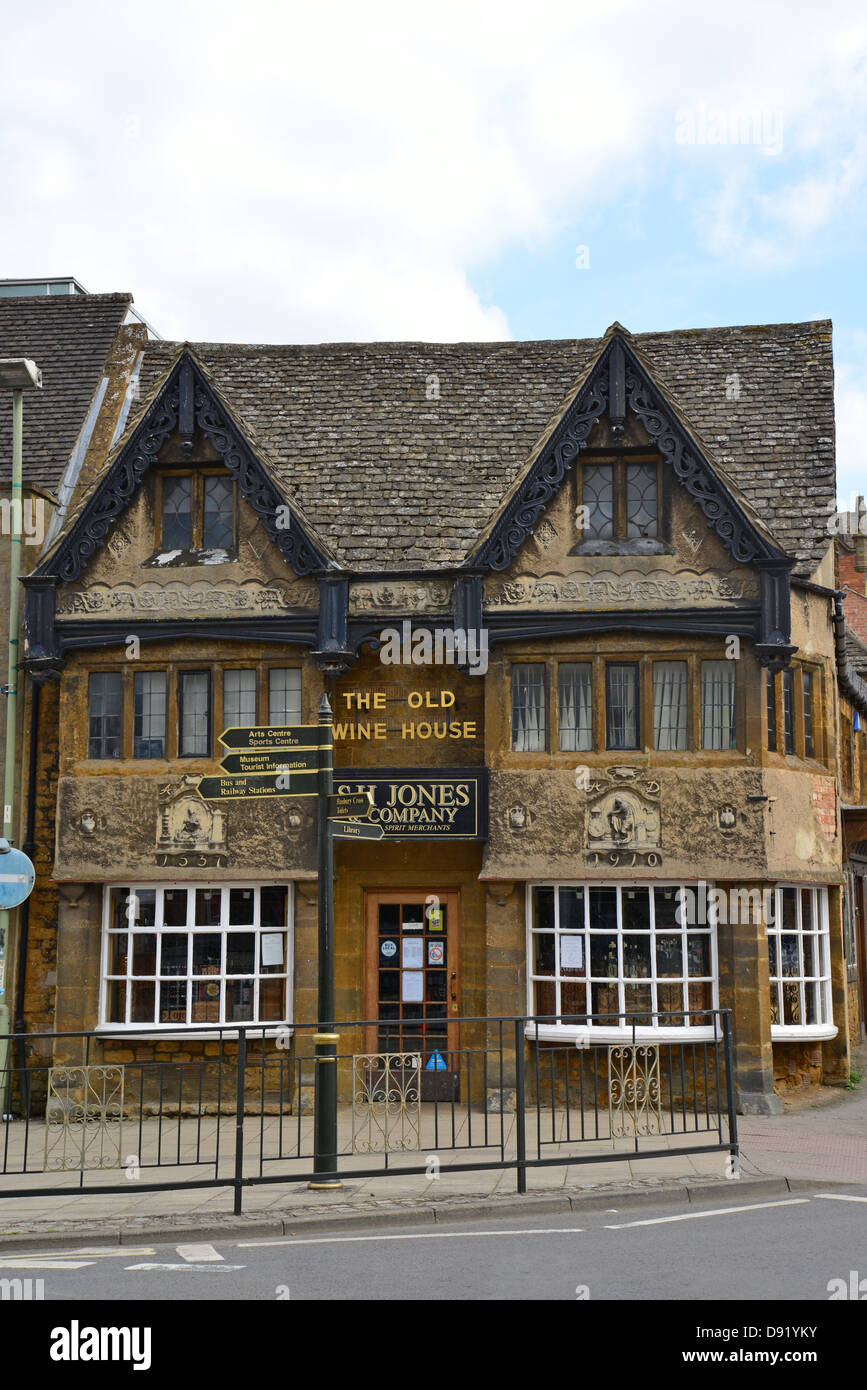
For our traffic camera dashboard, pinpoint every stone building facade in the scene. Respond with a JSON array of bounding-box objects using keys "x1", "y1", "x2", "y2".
[{"x1": 15, "y1": 318, "x2": 866, "y2": 1114}]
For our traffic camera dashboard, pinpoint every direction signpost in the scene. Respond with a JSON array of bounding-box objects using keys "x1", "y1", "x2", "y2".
[
  {"x1": 197, "y1": 701, "x2": 378, "y2": 1190},
  {"x1": 219, "y1": 748, "x2": 322, "y2": 776},
  {"x1": 329, "y1": 820, "x2": 384, "y2": 841}
]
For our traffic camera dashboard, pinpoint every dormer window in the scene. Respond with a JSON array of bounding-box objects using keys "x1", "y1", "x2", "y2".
[
  {"x1": 153, "y1": 469, "x2": 237, "y2": 562},
  {"x1": 574, "y1": 455, "x2": 662, "y2": 555}
]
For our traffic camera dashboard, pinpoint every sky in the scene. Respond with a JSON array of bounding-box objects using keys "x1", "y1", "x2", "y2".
[{"x1": 0, "y1": 0, "x2": 865, "y2": 501}]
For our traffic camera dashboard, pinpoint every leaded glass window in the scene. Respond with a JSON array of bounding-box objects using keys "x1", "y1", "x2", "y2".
[
  {"x1": 512, "y1": 664, "x2": 546, "y2": 751},
  {"x1": 88, "y1": 673, "x2": 122, "y2": 759},
  {"x1": 701, "y1": 660, "x2": 736, "y2": 750},
  {"x1": 581, "y1": 464, "x2": 614, "y2": 539},
  {"x1": 606, "y1": 663, "x2": 639, "y2": 750},
  {"x1": 133, "y1": 671, "x2": 166, "y2": 758},
  {"x1": 558, "y1": 663, "x2": 592, "y2": 751},
  {"x1": 626, "y1": 462, "x2": 658, "y2": 538},
  {"x1": 224, "y1": 669, "x2": 257, "y2": 729},
  {"x1": 179, "y1": 671, "x2": 210, "y2": 756},
  {"x1": 203, "y1": 475, "x2": 235, "y2": 549},
  {"x1": 652, "y1": 661, "x2": 687, "y2": 750},
  {"x1": 268, "y1": 669, "x2": 302, "y2": 726},
  {"x1": 161, "y1": 476, "x2": 192, "y2": 549}
]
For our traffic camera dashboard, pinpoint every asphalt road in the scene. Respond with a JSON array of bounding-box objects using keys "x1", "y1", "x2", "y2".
[{"x1": 2, "y1": 1186, "x2": 865, "y2": 1301}]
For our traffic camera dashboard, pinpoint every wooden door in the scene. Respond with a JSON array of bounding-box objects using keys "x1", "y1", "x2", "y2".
[{"x1": 364, "y1": 890, "x2": 460, "y2": 1097}]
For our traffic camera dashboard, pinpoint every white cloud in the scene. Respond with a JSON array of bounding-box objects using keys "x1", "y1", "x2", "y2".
[
  {"x1": 836, "y1": 361, "x2": 867, "y2": 505},
  {"x1": 0, "y1": 0, "x2": 865, "y2": 339}
]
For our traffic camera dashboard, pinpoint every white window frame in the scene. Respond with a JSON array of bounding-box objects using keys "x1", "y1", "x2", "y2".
[
  {"x1": 97, "y1": 881, "x2": 294, "y2": 1038},
  {"x1": 525, "y1": 881, "x2": 719, "y2": 1043},
  {"x1": 767, "y1": 884, "x2": 836, "y2": 1040}
]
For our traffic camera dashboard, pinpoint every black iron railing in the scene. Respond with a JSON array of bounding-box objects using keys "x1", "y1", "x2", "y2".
[{"x1": 0, "y1": 1011, "x2": 737, "y2": 1212}]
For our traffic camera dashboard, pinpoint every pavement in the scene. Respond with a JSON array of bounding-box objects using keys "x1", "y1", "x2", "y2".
[{"x1": 1, "y1": 1044, "x2": 865, "y2": 1250}]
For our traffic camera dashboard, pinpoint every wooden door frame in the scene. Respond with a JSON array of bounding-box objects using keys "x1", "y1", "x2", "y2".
[{"x1": 363, "y1": 888, "x2": 461, "y2": 1056}]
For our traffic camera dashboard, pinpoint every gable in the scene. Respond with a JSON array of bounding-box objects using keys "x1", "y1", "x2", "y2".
[
  {"x1": 33, "y1": 350, "x2": 337, "y2": 585},
  {"x1": 471, "y1": 329, "x2": 787, "y2": 577}
]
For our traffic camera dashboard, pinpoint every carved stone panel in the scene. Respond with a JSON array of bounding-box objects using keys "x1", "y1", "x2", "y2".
[
  {"x1": 583, "y1": 766, "x2": 662, "y2": 867},
  {"x1": 156, "y1": 776, "x2": 228, "y2": 868}
]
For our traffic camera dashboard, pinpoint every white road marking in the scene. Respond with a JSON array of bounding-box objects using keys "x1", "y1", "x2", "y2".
[
  {"x1": 0, "y1": 1246, "x2": 155, "y2": 1271},
  {"x1": 238, "y1": 1227, "x2": 584, "y2": 1249},
  {"x1": 605, "y1": 1199, "x2": 810, "y2": 1229},
  {"x1": 125, "y1": 1262, "x2": 246, "y2": 1272},
  {"x1": 176, "y1": 1243, "x2": 223, "y2": 1262},
  {"x1": 0, "y1": 1259, "x2": 94, "y2": 1270},
  {"x1": 814, "y1": 1193, "x2": 867, "y2": 1203}
]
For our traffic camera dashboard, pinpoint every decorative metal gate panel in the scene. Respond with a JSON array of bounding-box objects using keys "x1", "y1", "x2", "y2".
[
  {"x1": 44, "y1": 1066, "x2": 124, "y2": 1171},
  {"x1": 352, "y1": 1052, "x2": 421, "y2": 1153},
  {"x1": 608, "y1": 1044, "x2": 662, "y2": 1137}
]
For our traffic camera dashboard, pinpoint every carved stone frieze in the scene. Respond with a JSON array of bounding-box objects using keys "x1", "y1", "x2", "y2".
[
  {"x1": 349, "y1": 580, "x2": 453, "y2": 614},
  {"x1": 484, "y1": 569, "x2": 757, "y2": 610},
  {"x1": 56, "y1": 579, "x2": 317, "y2": 619}
]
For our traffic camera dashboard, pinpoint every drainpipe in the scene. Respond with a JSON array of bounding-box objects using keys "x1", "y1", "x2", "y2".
[
  {"x1": 0, "y1": 359, "x2": 42, "y2": 1096},
  {"x1": 833, "y1": 592, "x2": 867, "y2": 716}
]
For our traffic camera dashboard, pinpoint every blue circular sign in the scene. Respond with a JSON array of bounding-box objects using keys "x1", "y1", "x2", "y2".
[{"x1": 0, "y1": 847, "x2": 35, "y2": 909}]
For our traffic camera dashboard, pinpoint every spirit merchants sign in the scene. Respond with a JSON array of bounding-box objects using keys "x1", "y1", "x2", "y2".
[{"x1": 331, "y1": 768, "x2": 488, "y2": 839}]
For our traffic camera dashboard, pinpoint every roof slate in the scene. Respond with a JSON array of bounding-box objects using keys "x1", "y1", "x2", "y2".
[
  {"x1": 128, "y1": 320, "x2": 835, "y2": 576},
  {"x1": 845, "y1": 627, "x2": 867, "y2": 677},
  {"x1": 0, "y1": 293, "x2": 132, "y2": 492}
]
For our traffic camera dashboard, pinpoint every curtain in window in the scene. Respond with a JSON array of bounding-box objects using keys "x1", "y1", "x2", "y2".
[
  {"x1": 606, "y1": 664, "x2": 638, "y2": 749},
  {"x1": 181, "y1": 672, "x2": 210, "y2": 755},
  {"x1": 558, "y1": 664, "x2": 592, "y2": 750},
  {"x1": 512, "y1": 664, "x2": 546, "y2": 751},
  {"x1": 701, "y1": 660, "x2": 735, "y2": 750},
  {"x1": 652, "y1": 661, "x2": 687, "y2": 750}
]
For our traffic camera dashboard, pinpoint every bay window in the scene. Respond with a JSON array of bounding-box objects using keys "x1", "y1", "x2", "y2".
[
  {"x1": 527, "y1": 883, "x2": 716, "y2": 1039},
  {"x1": 767, "y1": 885, "x2": 834, "y2": 1035},
  {"x1": 101, "y1": 884, "x2": 292, "y2": 1030}
]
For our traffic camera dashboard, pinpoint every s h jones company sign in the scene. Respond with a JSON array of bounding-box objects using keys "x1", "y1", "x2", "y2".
[{"x1": 331, "y1": 768, "x2": 488, "y2": 839}]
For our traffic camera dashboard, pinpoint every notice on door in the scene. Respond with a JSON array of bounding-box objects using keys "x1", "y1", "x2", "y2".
[
  {"x1": 402, "y1": 938, "x2": 424, "y2": 969},
  {"x1": 402, "y1": 971, "x2": 424, "y2": 1002}
]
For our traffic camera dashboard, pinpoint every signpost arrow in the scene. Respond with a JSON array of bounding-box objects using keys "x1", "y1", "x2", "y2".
[
  {"x1": 327, "y1": 791, "x2": 373, "y2": 820},
  {"x1": 329, "y1": 820, "x2": 384, "y2": 841},
  {"x1": 196, "y1": 773, "x2": 319, "y2": 800},
  {"x1": 219, "y1": 725, "x2": 332, "y2": 750},
  {"x1": 219, "y1": 748, "x2": 322, "y2": 776}
]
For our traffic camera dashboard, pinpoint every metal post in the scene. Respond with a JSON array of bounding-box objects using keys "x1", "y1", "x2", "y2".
[
  {"x1": 233, "y1": 1026, "x2": 247, "y2": 1214},
  {"x1": 722, "y1": 1010, "x2": 739, "y2": 1174},
  {"x1": 0, "y1": 389, "x2": 24, "y2": 1102},
  {"x1": 309, "y1": 692, "x2": 341, "y2": 1189},
  {"x1": 514, "y1": 1018, "x2": 526, "y2": 1194}
]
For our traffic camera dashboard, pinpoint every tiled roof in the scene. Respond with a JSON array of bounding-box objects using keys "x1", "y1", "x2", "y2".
[
  {"x1": 126, "y1": 320, "x2": 835, "y2": 576},
  {"x1": 0, "y1": 293, "x2": 132, "y2": 492},
  {"x1": 845, "y1": 628, "x2": 867, "y2": 677}
]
